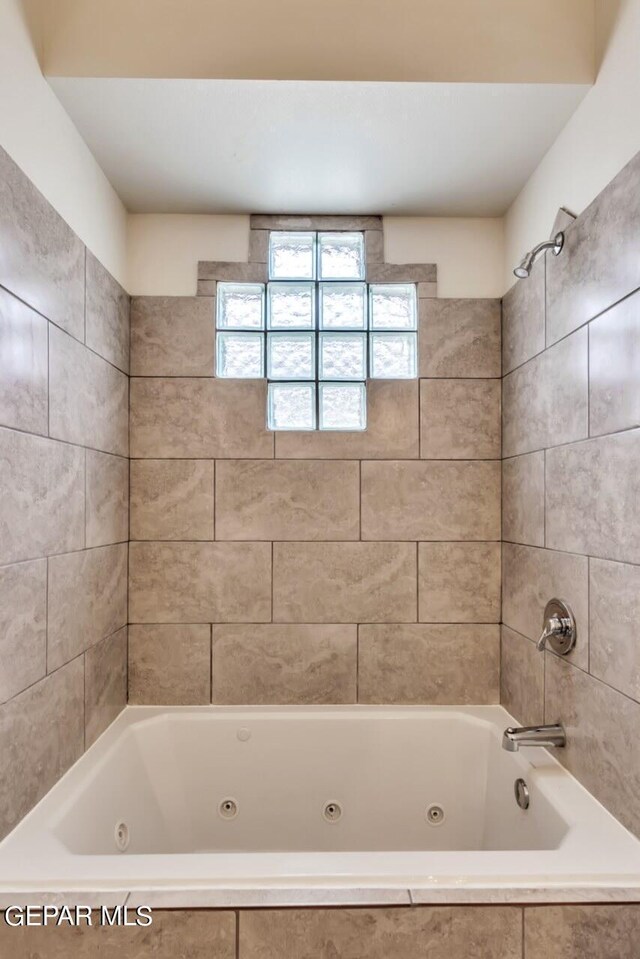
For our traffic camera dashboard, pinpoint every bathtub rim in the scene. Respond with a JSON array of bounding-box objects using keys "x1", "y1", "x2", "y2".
[{"x1": 1, "y1": 703, "x2": 640, "y2": 908}]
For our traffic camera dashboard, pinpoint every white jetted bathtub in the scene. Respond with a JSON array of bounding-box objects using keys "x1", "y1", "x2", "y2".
[{"x1": 1, "y1": 705, "x2": 640, "y2": 905}]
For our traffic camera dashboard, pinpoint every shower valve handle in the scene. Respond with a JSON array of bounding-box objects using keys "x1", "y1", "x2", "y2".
[{"x1": 536, "y1": 598, "x2": 576, "y2": 655}]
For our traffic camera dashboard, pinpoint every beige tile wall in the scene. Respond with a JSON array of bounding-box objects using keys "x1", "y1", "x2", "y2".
[
  {"x1": 0, "y1": 146, "x2": 129, "y2": 840},
  {"x1": 501, "y1": 149, "x2": 640, "y2": 839},
  {"x1": 128, "y1": 214, "x2": 501, "y2": 707},
  {"x1": 4, "y1": 904, "x2": 640, "y2": 958}
]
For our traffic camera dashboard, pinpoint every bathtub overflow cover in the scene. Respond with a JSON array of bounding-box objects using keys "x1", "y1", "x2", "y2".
[
  {"x1": 323, "y1": 801, "x2": 343, "y2": 823},
  {"x1": 515, "y1": 778, "x2": 530, "y2": 810},
  {"x1": 114, "y1": 821, "x2": 130, "y2": 852},
  {"x1": 425, "y1": 804, "x2": 445, "y2": 826},
  {"x1": 218, "y1": 798, "x2": 239, "y2": 820}
]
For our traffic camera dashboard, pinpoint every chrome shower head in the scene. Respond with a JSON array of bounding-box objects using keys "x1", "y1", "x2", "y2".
[
  {"x1": 513, "y1": 231, "x2": 564, "y2": 279},
  {"x1": 514, "y1": 251, "x2": 535, "y2": 278}
]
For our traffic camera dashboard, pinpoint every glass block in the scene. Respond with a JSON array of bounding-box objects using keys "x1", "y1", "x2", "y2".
[
  {"x1": 319, "y1": 332, "x2": 367, "y2": 381},
  {"x1": 216, "y1": 332, "x2": 264, "y2": 378},
  {"x1": 318, "y1": 233, "x2": 365, "y2": 280},
  {"x1": 268, "y1": 382, "x2": 316, "y2": 430},
  {"x1": 216, "y1": 283, "x2": 264, "y2": 330},
  {"x1": 267, "y1": 283, "x2": 316, "y2": 330},
  {"x1": 267, "y1": 332, "x2": 315, "y2": 380},
  {"x1": 369, "y1": 332, "x2": 417, "y2": 379},
  {"x1": 369, "y1": 284, "x2": 417, "y2": 330},
  {"x1": 319, "y1": 283, "x2": 367, "y2": 330},
  {"x1": 319, "y1": 382, "x2": 367, "y2": 431},
  {"x1": 269, "y1": 232, "x2": 316, "y2": 280}
]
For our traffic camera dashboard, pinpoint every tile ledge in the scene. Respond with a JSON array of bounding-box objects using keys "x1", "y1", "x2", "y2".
[{"x1": 3, "y1": 884, "x2": 640, "y2": 909}]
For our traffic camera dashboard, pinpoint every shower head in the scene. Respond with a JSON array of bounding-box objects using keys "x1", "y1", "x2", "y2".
[
  {"x1": 514, "y1": 231, "x2": 564, "y2": 279},
  {"x1": 514, "y1": 251, "x2": 535, "y2": 279}
]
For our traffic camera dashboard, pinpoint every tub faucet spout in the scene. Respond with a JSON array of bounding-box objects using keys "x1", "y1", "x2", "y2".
[{"x1": 502, "y1": 723, "x2": 566, "y2": 752}]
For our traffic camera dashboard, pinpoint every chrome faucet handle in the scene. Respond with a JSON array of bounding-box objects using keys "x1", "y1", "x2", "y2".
[
  {"x1": 537, "y1": 598, "x2": 576, "y2": 655},
  {"x1": 536, "y1": 615, "x2": 562, "y2": 651}
]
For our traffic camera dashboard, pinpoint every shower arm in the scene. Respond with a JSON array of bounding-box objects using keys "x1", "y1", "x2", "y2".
[
  {"x1": 529, "y1": 235, "x2": 564, "y2": 260},
  {"x1": 514, "y1": 231, "x2": 564, "y2": 278}
]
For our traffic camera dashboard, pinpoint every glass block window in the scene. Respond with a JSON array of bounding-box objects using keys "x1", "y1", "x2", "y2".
[{"x1": 215, "y1": 231, "x2": 418, "y2": 430}]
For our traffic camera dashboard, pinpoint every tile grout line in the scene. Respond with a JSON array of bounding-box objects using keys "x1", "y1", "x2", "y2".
[
  {"x1": 45, "y1": 556, "x2": 49, "y2": 676},
  {"x1": 0, "y1": 422, "x2": 129, "y2": 459},
  {"x1": 209, "y1": 624, "x2": 214, "y2": 704},
  {"x1": 500, "y1": 614, "x2": 640, "y2": 710},
  {"x1": 358, "y1": 459, "x2": 362, "y2": 541},
  {"x1": 587, "y1": 555, "x2": 591, "y2": 676},
  {"x1": 503, "y1": 278, "x2": 640, "y2": 379}
]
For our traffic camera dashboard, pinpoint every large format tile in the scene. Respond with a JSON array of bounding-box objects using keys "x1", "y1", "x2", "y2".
[
  {"x1": 275, "y1": 380, "x2": 419, "y2": 459},
  {"x1": 212, "y1": 624, "x2": 357, "y2": 704},
  {"x1": 590, "y1": 559, "x2": 640, "y2": 702},
  {"x1": 589, "y1": 290, "x2": 640, "y2": 436},
  {"x1": 215, "y1": 460, "x2": 359, "y2": 540},
  {"x1": 361, "y1": 461, "x2": 500, "y2": 541},
  {"x1": 0, "y1": 657, "x2": 84, "y2": 839},
  {"x1": 546, "y1": 151, "x2": 640, "y2": 345},
  {"x1": 545, "y1": 654, "x2": 640, "y2": 838},
  {"x1": 129, "y1": 541, "x2": 271, "y2": 622},
  {"x1": 130, "y1": 295, "x2": 215, "y2": 376},
  {"x1": 546, "y1": 429, "x2": 640, "y2": 564},
  {"x1": 47, "y1": 544, "x2": 128, "y2": 671},
  {"x1": 249, "y1": 229, "x2": 269, "y2": 262},
  {"x1": 129, "y1": 624, "x2": 211, "y2": 705},
  {"x1": 0, "y1": 146, "x2": 85, "y2": 339},
  {"x1": 0, "y1": 908, "x2": 236, "y2": 959},
  {"x1": 85, "y1": 250, "x2": 130, "y2": 373},
  {"x1": 0, "y1": 428, "x2": 84, "y2": 566},
  {"x1": 85, "y1": 451, "x2": 129, "y2": 548},
  {"x1": 0, "y1": 287, "x2": 48, "y2": 434},
  {"x1": 129, "y1": 889, "x2": 410, "y2": 908},
  {"x1": 130, "y1": 459, "x2": 214, "y2": 540},
  {"x1": 367, "y1": 263, "x2": 437, "y2": 283},
  {"x1": 0, "y1": 559, "x2": 46, "y2": 703},
  {"x1": 524, "y1": 904, "x2": 640, "y2": 959},
  {"x1": 418, "y1": 542, "x2": 500, "y2": 623},
  {"x1": 502, "y1": 452, "x2": 545, "y2": 546},
  {"x1": 502, "y1": 328, "x2": 588, "y2": 457},
  {"x1": 251, "y1": 214, "x2": 382, "y2": 231},
  {"x1": 501, "y1": 257, "x2": 545, "y2": 374},
  {"x1": 419, "y1": 298, "x2": 501, "y2": 378},
  {"x1": 49, "y1": 326, "x2": 129, "y2": 456},
  {"x1": 273, "y1": 542, "x2": 417, "y2": 623},
  {"x1": 359, "y1": 624, "x2": 499, "y2": 704},
  {"x1": 500, "y1": 625, "x2": 544, "y2": 726},
  {"x1": 502, "y1": 543, "x2": 588, "y2": 669},
  {"x1": 84, "y1": 627, "x2": 127, "y2": 746},
  {"x1": 198, "y1": 260, "x2": 267, "y2": 282},
  {"x1": 420, "y1": 379, "x2": 501, "y2": 459},
  {"x1": 240, "y1": 906, "x2": 521, "y2": 959},
  {"x1": 130, "y1": 377, "x2": 273, "y2": 458}
]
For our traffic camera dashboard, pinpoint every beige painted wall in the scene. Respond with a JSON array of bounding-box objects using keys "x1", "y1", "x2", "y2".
[
  {"x1": 0, "y1": 0, "x2": 127, "y2": 286},
  {"x1": 504, "y1": 0, "x2": 640, "y2": 290},
  {"x1": 40, "y1": 0, "x2": 594, "y2": 84},
  {"x1": 127, "y1": 214, "x2": 505, "y2": 299},
  {"x1": 384, "y1": 218, "x2": 505, "y2": 300},
  {"x1": 127, "y1": 215, "x2": 249, "y2": 296}
]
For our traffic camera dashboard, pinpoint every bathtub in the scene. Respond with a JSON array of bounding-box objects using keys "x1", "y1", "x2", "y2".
[{"x1": 1, "y1": 705, "x2": 640, "y2": 906}]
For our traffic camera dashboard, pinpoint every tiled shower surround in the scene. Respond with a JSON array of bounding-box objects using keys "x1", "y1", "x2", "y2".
[
  {"x1": 127, "y1": 213, "x2": 502, "y2": 708},
  {"x1": 500, "y1": 149, "x2": 640, "y2": 840},
  {"x1": 0, "y1": 146, "x2": 129, "y2": 839},
  {"x1": 2, "y1": 141, "x2": 640, "y2": 955}
]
